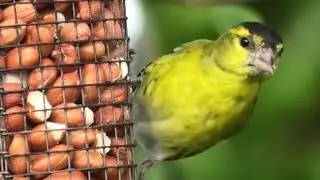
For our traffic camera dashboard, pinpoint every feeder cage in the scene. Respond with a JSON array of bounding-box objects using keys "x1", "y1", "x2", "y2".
[{"x1": 0, "y1": 0, "x2": 135, "y2": 179}]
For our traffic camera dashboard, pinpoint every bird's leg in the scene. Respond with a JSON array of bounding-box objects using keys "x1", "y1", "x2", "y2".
[{"x1": 137, "y1": 159, "x2": 159, "y2": 180}]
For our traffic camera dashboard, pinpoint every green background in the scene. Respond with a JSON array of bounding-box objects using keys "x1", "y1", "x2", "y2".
[{"x1": 130, "y1": 0, "x2": 320, "y2": 180}]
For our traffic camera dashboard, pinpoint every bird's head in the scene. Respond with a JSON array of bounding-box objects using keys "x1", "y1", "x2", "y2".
[{"x1": 214, "y1": 21, "x2": 284, "y2": 78}]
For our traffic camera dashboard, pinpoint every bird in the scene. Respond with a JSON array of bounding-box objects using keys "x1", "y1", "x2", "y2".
[{"x1": 131, "y1": 21, "x2": 284, "y2": 180}]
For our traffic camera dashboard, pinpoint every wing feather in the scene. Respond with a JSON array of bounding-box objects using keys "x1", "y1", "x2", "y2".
[{"x1": 133, "y1": 39, "x2": 213, "y2": 95}]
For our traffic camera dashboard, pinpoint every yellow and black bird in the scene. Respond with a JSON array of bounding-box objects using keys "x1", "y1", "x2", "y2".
[{"x1": 132, "y1": 21, "x2": 284, "y2": 180}]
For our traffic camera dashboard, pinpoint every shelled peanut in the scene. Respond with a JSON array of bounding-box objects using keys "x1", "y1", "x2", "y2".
[{"x1": 0, "y1": 0, "x2": 132, "y2": 179}]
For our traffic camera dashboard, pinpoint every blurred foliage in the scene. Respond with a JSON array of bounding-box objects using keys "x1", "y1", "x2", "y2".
[{"x1": 130, "y1": 0, "x2": 320, "y2": 180}]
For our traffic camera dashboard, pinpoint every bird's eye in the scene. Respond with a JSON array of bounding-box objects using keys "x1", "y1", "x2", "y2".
[{"x1": 240, "y1": 37, "x2": 250, "y2": 48}]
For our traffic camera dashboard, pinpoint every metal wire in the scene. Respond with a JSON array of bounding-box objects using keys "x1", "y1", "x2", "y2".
[{"x1": 0, "y1": 0, "x2": 135, "y2": 179}]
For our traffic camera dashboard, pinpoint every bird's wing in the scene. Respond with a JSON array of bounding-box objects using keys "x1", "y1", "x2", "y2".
[
  {"x1": 133, "y1": 39, "x2": 213, "y2": 95},
  {"x1": 172, "y1": 39, "x2": 213, "y2": 53},
  {"x1": 132, "y1": 39, "x2": 219, "y2": 160}
]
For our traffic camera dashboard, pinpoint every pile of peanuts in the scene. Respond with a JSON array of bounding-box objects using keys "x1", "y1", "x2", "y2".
[{"x1": 0, "y1": 0, "x2": 133, "y2": 179}]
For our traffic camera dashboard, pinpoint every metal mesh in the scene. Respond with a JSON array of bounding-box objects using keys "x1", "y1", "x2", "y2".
[{"x1": 0, "y1": 0, "x2": 136, "y2": 179}]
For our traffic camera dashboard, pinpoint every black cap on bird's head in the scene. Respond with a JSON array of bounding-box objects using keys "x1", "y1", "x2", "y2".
[{"x1": 240, "y1": 22, "x2": 284, "y2": 55}]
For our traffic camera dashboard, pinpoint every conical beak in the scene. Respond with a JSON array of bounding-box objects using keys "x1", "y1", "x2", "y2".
[{"x1": 249, "y1": 47, "x2": 277, "y2": 75}]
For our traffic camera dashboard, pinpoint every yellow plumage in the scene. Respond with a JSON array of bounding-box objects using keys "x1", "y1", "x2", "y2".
[
  {"x1": 134, "y1": 39, "x2": 260, "y2": 159},
  {"x1": 133, "y1": 22, "x2": 284, "y2": 180}
]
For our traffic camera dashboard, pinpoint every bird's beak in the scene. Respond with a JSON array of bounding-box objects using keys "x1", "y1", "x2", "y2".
[{"x1": 248, "y1": 47, "x2": 277, "y2": 76}]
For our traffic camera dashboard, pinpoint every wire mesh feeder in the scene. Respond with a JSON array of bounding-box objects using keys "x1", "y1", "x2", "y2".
[{"x1": 0, "y1": 0, "x2": 136, "y2": 179}]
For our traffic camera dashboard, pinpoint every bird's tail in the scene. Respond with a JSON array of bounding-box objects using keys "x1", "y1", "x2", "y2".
[{"x1": 136, "y1": 158, "x2": 159, "y2": 180}]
